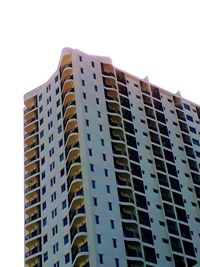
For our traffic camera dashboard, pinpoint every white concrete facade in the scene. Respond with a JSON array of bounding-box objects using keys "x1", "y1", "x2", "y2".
[{"x1": 24, "y1": 48, "x2": 200, "y2": 267}]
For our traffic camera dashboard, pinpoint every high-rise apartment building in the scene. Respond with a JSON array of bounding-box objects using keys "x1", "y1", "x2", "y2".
[{"x1": 24, "y1": 48, "x2": 200, "y2": 267}]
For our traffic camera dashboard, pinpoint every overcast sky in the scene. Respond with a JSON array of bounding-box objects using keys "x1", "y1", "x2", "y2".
[{"x1": 0, "y1": 0, "x2": 199, "y2": 265}]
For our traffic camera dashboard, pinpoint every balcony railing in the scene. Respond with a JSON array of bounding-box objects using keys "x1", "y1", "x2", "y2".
[
  {"x1": 68, "y1": 188, "x2": 84, "y2": 206},
  {"x1": 66, "y1": 156, "x2": 81, "y2": 173},
  {"x1": 72, "y1": 242, "x2": 88, "y2": 262},
  {"x1": 71, "y1": 223, "x2": 87, "y2": 242},
  {"x1": 25, "y1": 168, "x2": 40, "y2": 179},
  {"x1": 25, "y1": 245, "x2": 41, "y2": 258},
  {"x1": 24, "y1": 115, "x2": 38, "y2": 126},
  {"x1": 24, "y1": 141, "x2": 39, "y2": 152},
  {"x1": 67, "y1": 173, "x2": 82, "y2": 189},
  {"x1": 25, "y1": 155, "x2": 39, "y2": 165},
  {"x1": 25, "y1": 182, "x2": 40, "y2": 193},
  {"x1": 25, "y1": 228, "x2": 41, "y2": 240},
  {"x1": 24, "y1": 104, "x2": 37, "y2": 114},
  {"x1": 69, "y1": 206, "x2": 85, "y2": 223},
  {"x1": 25, "y1": 212, "x2": 40, "y2": 224},
  {"x1": 25, "y1": 197, "x2": 40, "y2": 208}
]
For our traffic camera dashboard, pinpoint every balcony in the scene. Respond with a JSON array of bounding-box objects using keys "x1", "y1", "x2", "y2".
[
  {"x1": 173, "y1": 96, "x2": 183, "y2": 110},
  {"x1": 25, "y1": 182, "x2": 40, "y2": 194},
  {"x1": 123, "y1": 223, "x2": 140, "y2": 239},
  {"x1": 151, "y1": 86, "x2": 161, "y2": 100},
  {"x1": 120, "y1": 95, "x2": 131, "y2": 109},
  {"x1": 120, "y1": 205, "x2": 137, "y2": 221},
  {"x1": 24, "y1": 96, "x2": 37, "y2": 115},
  {"x1": 25, "y1": 212, "x2": 41, "y2": 224},
  {"x1": 125, "y1": 240, "x2": 142, "y2": 258},
  {"x1": 142, "y1": 95, "x2": 152, "y2": 107},
  {"x1": 103, "y1": 76, "x2": 116, "y2": 89},
  {"x1": 110, "y1": 128, "x2": 124, "y2": 142},
  {"x1": 118, "y1": 188, "x2": 134, "y2": 204},
  {"x1": 140, "y1": 81, "x2": 150, "y2": 95},
  {"x1": 61, "y1": 65, "x2": 73, "y2": 83},
  {"x1": 25, "y1": 168, "x2": 40, "y2": 180},
  {"x1": 112, "y1": 142, "x2": 126, "y2": 156},
  {"x1": 63, "y1": 104, "x2": 76, "y2": 120},
  {"x1": 62, "y1": 79, "x2": 74, "y2": 95},
  {"x1": 60, "y1": 59, "x2": 72, "y2": 74},
  {"x1": 71, "y1": 223, "x2": 87, "y2": 243},
  {"x1": 25, "y1": 245, "x2": 41, "y2": 259},
  {"x1": 116, "y1": 172, "x2": 131, "y2": 187},
  {"x1": 106, "y1": 101, "x2": 120, "y2": 114},
  {"x1": 114, "y1": 157, "x2": 129, "y2": 171},
  {"x1": 25, "y1": 196, "x2": 40, "y2": 209},
  {"x1": 118, "y1": 84, "x2": 128, "y2": 96},
  {"x1": 108, "y1": 114, "x2": 122, "y2": 128},
  {"x1": 66, "y1": 146, "x2": 80, "y2": 163},
  {"x1": 104, "y1": 88, "x2": 118, "y2": 102},
  {"x1": 63, "y1": 90, "x2": 75, "y2": 108},
  {"x1": 25, "y1": 228, "x2": 41, "y2": 241},
  {"x1": 65, "y1": 120, "x2": 78, "y2": 141},
  {"x1": 24, "y1": 113, "x2": 38, "y2": 127},
  {"x1": 72, "y1": 241, "x2": 89, "y2": 264},
  {"x1": 24, "y1": 122, "x2": 38, "y2": 140},
  {"x1": 101, "y1": 63, "x2": 115, "y2": 77},
  {"x1": 69, "y1": 205, "x2": 85, "y2": 224},
  {"x1": 68, "y1": 188, "x2": 84, "y2": 206},
  {"x1": 68, "y1": 172, "x2": 82, "y2": 190},
  {"x1": 145, "y1": 106, "x2": 155, "y2": 119},
  {"x1": 116, "y1": 70, "x2": 126, "y2": 85},
  {"x1": 64, "y1": 114, "x2": 77, "y2": 131}
]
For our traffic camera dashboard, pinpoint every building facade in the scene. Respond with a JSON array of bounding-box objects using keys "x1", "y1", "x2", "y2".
[{"x1": 24, "y1": 48, "x2": 200, "y2": 267}]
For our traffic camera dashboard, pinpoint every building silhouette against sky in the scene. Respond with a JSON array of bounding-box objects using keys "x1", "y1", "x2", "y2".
[{"x1": 24, "y1": 48, "x2": 200, "y2": 267}]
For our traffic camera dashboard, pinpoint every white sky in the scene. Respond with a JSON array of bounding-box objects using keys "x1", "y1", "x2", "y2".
[{"x1": 0, "y1": 0, "x2": 199, "y2": 265}]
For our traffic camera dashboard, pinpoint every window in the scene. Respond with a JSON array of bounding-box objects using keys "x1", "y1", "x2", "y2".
[
  {"x1": 82, "y1": 80, "x2": 85, "y2": 86},
  {"x1": 52, "y1": 225, "x2": 58, "y2": 236},
  {"x1": 92, "y1": 61, "x2": 95, "y2": 67},
  {"x1": 99, "y1": 254, "x2": 103, "y2": 264},
  {"x1": 104, "y1": 169, "x2": 108, "y2": 177},
  {"x1": 50, "y1": 162, "x2": 55, "y2": 171},
  {"x1": 113, "y1": 238, "x2": 117, "y2": 248},
  {"x1": 59, "y1": 139, "x2": 63, "y2": 147},
  {"x1": 51, "y1": 192, "x2": 56, "y2": 202},
  {"x1": 89, "y1": 148, "x2": 92, "y2": 156},
  {"x1": 65, "y1": 253, "x2": 70, "y2": 263},
  {"x1": 108, "y1": 202, "x2": 112, "y2": 210},
  {"x1": 92, "y1": 180, "x2": 96, "y2": 188},
  {"x1": 59, "y1": 153, "x2": 64, "y2": 161},
  {"x1": 84, "y1": 105, "x2": 88, "y2": 112},
  {"x1": 102, "y1": 153, "x2": 106, "y2": 161},
  {"x1": 56, "y1": 99, "x2": 60, "y2": 107},
  {"x1": 39, "y1": 94, "x2": 42, "y2": 101},
  {"x1": 64, "y1": 234, "x2": 69, "y2": 245},
  {"x1": 86, "y1": 119, "x2": 89, "y2": 126},
  {"x1": 93, "y1": 197, "x2": 97, "y2": 206},
  {"x1": 183, "y1": 103, "x2": 191, "y2": 110},
  {"x1": 48, "y1": 121, "x2": 53, "y2": 130},
  {"x1": 50, "y1": 177, "x2": 56, "y2": 186},
  {"x1": 41, "y1": 171, "x2": 46, "y2": 180},
  {"x1": 95, "y1": 215, "x2": 100, "y2": 224},
  {"x1": 54, "y1": 261, "x2": 59, "y2": 267},
  {"x1": 97, "y1": 234, "x2": 101, "y2": 243},
  {"x1": 115, "y1": 258, "x2": 119, "y2": 267},
  {"x1": 106, "y1": 185, "x2": 110, "y2": 194},
  {"x1": 93, "y1": 73, "x2": 96, "y2": 79},
  {"x1": 61, "y1": 183, "x2": 66, "y2": 192},
  {"x1": 80, "y1": 67, "x2": 84, "y2": 74},
  {"x1": 193, "y1": 138, "x2": 200, "y2": 146},
  {"x1": 97, "y1": 111, "x2": 101, "y2": 118},
  {"x1": 52, "y1": 208, "x2": 57, "y2": 219},
  {"x1": 43, "y1": 251, "x2": 48, "y2": 262},
  {"x1": 87, "y1": 133, "x2": 91, "y2": 141},
  {"x1": 40, "y1": 118, "x2": 43, "y2": 125},
  {"x1": 79, "y1": 55, "x2": 82, "y2": 61},
  {"x1": 110, "y1": 219, "x2": 115, "y2": 229},
  {"x1": 39, "y1": 106, "x2": 43, "y2": 113},
  {"x1": 43, "y1": 234, "x2": 48, "y2": 244},
  {"x1": 43, "y1": 217, "x2": 47, "y2": 227},
  {"x1": 56, "y1": 87, "x2": 59, "y2": 95},
  {"x1": 90, "y1": 164, "x2": 94, "y2": 172},
  {"x1": 83, "y1": 92, "x2": 86, "y2": 99},
  {"x1": 190, "y1": 126, "x2": 196, "y2": 133},
  {"x1": 47, "y1": 108, "x2": 52, "y2": 117},
  {"x1": 53, "y1": 242, "x2": 58, "y2": 254},
  {"x1": 101, "y1": 139, "x2": 105, "y2": 146},
  {"x1": 41, "y1": 157, "x2": 45, "y2": 165},
  {"x1": 49, "y1": 134, "x2": 53, "y2": 143},
  {"x1": 42, "y1": 185, "x2": 46, "y2": 194},
  {"x1": 60, "y1": 168, "x2": 65, "y2": 177},
  {"x1": 94, "y1": 85, "x2": 98, "y2": 91},
  {"x1": 99, "y1": 124, "x2": 103, "y2": 131},
  {"x1": 57, "y1": 112, "x2": 61, "y2": 120},
  {"x1": 58, "y1": 125, "x2": 62, "y2": 133},
  {"x1": 62, "y1": 200, "x2": 67, "y2": 209},
  {"x1": 186, "y1": 115, "x2": 193, "y2": 122},
  {"x1": 63, "y1": 216, "x2": 68, "y2": 226},
  {"x1": 42, "y1": 201, "x2": 46, "y2": 210}
]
